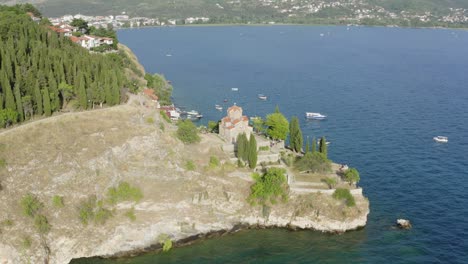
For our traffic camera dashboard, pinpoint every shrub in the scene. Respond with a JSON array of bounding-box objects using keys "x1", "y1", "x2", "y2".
[
  {"x1": 333, "y1": 188, "x2": 356, "y2": 207},
  {"x1": 160, "y1": 110, "x2": 170, "y2": 123},
  {"x1": 344, "y1": 168, "x2": 360, "y2": 186},
  {"x1": 323, "y1": 177, "x2": 337, "y2": 189},
  {"x1": 146, "y1": 117, "x2": 155, "y2": 124},
  {"x1": 20, "y1": 194, "x2": 43, "y2": 218},
  {"x1": 159, "y1": 122, "x2": 165, "y2": 131},
  {"x1": 248, "y1": 168, "x2": 289, "y2": 206},
  {"x1": 209, "y1": 156, "x2": 220, "y2": 168},
  {"x1": 125, "y1": 207, "x2": 136, "y2": 221},
  {"x1": 294, "y1": 152, "x2": 331, "y2": 173},
  {"x1": 52, "y1": 195, "x2": 64, "y2": 208},
  {"x1": 107, "y1": 182, "x2": 143, "y2": 204},
  {"x1": 34, "y1": 214, "x2": 51, "y2": 234},
  {"x1": 21, "y1": 236, "x2": 32, "y2": 249},
  {"x1": 176, "y1": 119, "x2": 200, "y2": 144},
  {"x1": 78, "y1": 196, "x2": 96, "y2": 225},
  {"x1": 94, "y1": 202, "x2": 113, "y2": 225},
  {"x1": 259, "y1": 146, "x2": 270, "y2": 151},
  {"x1": 0, "y1": 158, "x2": 6, "y2": 169},
  {"x1": 207, "y1": 120, "x2": 219, "y2": 133},
  {"x1": 78, "y1": 196, "x2": 114, "y2": 225},
  {"x1": 1, "y1": 219, "x2": 13, "y2": 227},
  {"x1": 185, "y1": 160, "x2": 196, "y2": 171},
  {"x1": 158, "y1": 234, "x2": 172, "y2": 252}
]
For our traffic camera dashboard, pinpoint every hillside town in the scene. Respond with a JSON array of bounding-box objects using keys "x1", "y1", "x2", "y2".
[{"x1": 49, "y1": 13, "x2": 209, "y2": 29}]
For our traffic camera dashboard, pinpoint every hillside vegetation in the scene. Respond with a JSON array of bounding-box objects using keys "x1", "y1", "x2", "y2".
[
  {"x1": 3, "y1": 0, "x2": 468, "y2": 27},
  {"x1": 0, "y1": 5, "x2": 134, "y2": 128}
]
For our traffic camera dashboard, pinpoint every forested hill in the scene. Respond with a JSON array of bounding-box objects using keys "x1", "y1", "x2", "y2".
[
  {"x1": 4, "y1": 0, "x2": 468, "y2": 28},
  {"x1": 0, "y1": 5, "x2": 129, "y2": 128}
]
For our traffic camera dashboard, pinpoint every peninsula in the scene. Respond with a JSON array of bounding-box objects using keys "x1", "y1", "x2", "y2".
[{"x1": 0, "y1": 5, "x2": 369, "y2": 264}]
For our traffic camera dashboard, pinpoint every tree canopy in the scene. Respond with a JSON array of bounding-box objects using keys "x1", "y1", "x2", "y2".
[
  {"x1": 0, "y1": 5, "x2": 127, "y2": 128},
  {"x1": 265, "y1": 112, "x2": 289, "y2": 140},
  {"x1": 289, "y1": 116, "x2": 303, "y2": 152}
]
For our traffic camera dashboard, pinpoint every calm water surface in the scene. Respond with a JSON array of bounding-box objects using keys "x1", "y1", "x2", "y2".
[{"x1": 75, "y1": 25, "x2": 468, "y2": 263}]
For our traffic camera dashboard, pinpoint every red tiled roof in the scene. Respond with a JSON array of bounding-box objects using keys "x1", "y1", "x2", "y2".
[
  {"x1": 228, "y1": 105, "x2": 241, "y2": 112},
  {"x1": 143, "y1": 89, "x2": 159, "y2": 100},
  {"x1": 69, "y1": 36, "x2": 80, "y2": 43}
]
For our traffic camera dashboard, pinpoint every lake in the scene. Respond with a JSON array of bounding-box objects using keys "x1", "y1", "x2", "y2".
[{"x1": 77, "y1": 25, "x2": 468, "y2": 263}]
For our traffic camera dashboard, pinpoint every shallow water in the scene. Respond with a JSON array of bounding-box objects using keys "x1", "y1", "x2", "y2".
[{"x1": 74, "y1": 25, "x2": 468, "y2": 263}]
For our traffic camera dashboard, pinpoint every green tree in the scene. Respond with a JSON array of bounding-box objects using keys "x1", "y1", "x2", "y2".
[
  {"x1": 312, "y1": 137, "x2": 317, "y2": 153},
  {"x1": 289, "y1": 116, "x2": 303, "y2": 152},
  {"x1": 294, "y1": 152, "x2": 331, "y2": 173},
  {"x1": 236, "y1": 132, "x2": 249, "y2": 162},
  {"x1": 252, "y1": 117, "x2": 264, "y2": 134},
  {"x1": 33, "y1": 81, "x2": 43, "y2": 115},
  {"x1": 248, "y1": 133, "x2": 257, "y2": 169},
  {"x1": 305, "y1": 137, "x2": 310, "y2": 154},
  {"x1": 207, "y1": 120, "x2": 219, "y2": 133},
  {"x1": 248, "y1": 167, "x2": 288, "y2": 206},
  {"x1": 13, "y1": 82, "x2": 23, "y2": 122},
  {"x1": 70, "y1": 18, "x2": 89, "y2": 34},
  {"x1": 58, "y1": 82, "x2": 74, "y2": 109},
  {"x1": 42, "y1": 88, "x2": 51, "y2": 116},
  {"x1": 176, "y1": 119, "x2": 200, "y2": 144},
  {"x1": 344, "y1": 168, "x2": 360, "y2": 186},
  {"x1": 265, "y1": 112, "x2": 289, "y2": 140},
  {"x1": 319, "y1": 136, "x2": 328, "y2": 158}
]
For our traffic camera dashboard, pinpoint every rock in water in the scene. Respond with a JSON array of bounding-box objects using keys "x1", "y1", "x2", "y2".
[{"x1": 397, "y1": 219, "x2": 412, "y2": 229}]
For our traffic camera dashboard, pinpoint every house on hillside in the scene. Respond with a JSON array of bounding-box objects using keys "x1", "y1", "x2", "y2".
[{"x1": 219, "y1": 104, "x2": 253, "y2": 143}]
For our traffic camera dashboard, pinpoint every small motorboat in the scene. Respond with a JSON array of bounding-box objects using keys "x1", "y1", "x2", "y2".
[
  {"x1": 317, "y1": 140, "x2": 331, "y2": 145},
  {"x1": 258, "y1": 94, "x2": 267, "y2": 100},
  {"x1": 223, "y1": 99, "x2": 228, "y2": 102},
  {"x1": 306, "y1": 112, "x2": 327, "y2": 120},
  {"x1": 433, "y1": 136, "x2": 448, "y2": 143},
  {"x1": 215, "y1": 104, "x2": 223, "y2": 111},
  {"x1": 231, "y1": 87, "x2": 239, "y2": 91}
]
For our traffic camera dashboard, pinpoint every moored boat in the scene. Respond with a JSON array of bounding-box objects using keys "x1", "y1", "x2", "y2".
[
  {"x1": 215, "y1": 104, "x2": 223, "y2": 111},
  {"x1": 231, "y1": 87, "x2": 239, "y2": 91},
  {"x1": 306, "y1": 112, "x2": 327, "y2": 120},
  {"x1": 433, "y1": 136, "x2": 448, "y2": 143},
  {"x1": 258, "y1": 94, "x2": 267, "y2": 100}
]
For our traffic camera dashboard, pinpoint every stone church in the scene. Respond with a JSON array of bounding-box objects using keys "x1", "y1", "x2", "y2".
[{"x1": 219, "y1": 104, "x2": 253, "y2": 143}]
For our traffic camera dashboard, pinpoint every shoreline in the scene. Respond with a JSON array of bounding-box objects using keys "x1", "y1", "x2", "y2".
[
  {"x1": 75, "y1": 220, "x2": 367, "y2": 262},
  {"x1": 116, "y1": 22, "x2": 468, "y2": 32}
]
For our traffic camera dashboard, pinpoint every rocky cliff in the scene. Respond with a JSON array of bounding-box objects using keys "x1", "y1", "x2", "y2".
[{"x1": 0, "y1": 97, "x2": 369, "y2": 264}]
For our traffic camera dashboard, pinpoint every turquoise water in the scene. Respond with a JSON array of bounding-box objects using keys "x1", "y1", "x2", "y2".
[{"x1": 76, "y1": 26, "x2": 468, "y2": 263}]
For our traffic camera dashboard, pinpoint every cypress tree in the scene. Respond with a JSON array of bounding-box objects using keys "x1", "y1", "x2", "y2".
[
  {"x1": 241, "y1": 133, "x2": 249, "y2": 162},
  {"x1": 14, "y1": 83, "x2": 24, "y2": 122},
  {"x1": 248, "y1": 133, "x2": 257, "y2": 169},
  {"x1": 42, "y1": 88, "x2": 51, "y2": 116},
  {"x1": 275, "y1": 105, "x2": 280, "y2": 113},
  {"x1": 34, "y1": 80, "x2": 43, "y2": 115},
  {"x1": 312, "y1": 137, "x2": 316, "y2": 153},
  {"x1": 319, "y1": 136, "x2": 328, "y2": 158},
  {"x1": 3, "y1": 75, "x2": 16, "y2": 112},
  {"x1": 77, "y1": 74, "x2": 87, "y2": 109},
  {"x1": 289, "y1": 116, "x2": 303, "y2": 152},
  {"x1": 236, "y1": 133, "x2": 245, "y2": 160},
  {"x1": 305, "y1": 137, "x2": 310, "y2": 154}
]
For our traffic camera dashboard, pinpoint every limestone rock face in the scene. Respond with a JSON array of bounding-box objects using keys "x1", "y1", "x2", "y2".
[{"x1": 0, "y1": 102, "x2": 369, "y2": 264}]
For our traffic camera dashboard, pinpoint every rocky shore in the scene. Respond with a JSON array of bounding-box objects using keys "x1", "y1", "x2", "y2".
[{"x1": 0, "y1": 97, "x2": 369, "y2": 263}]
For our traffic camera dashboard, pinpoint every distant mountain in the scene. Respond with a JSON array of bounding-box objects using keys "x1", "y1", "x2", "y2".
[{"x1": 2, "y1": 0, "x2": 468, "y2": 27}]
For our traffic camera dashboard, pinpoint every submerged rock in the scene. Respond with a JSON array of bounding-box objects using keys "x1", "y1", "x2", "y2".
[{"x1": 396, "y1": 219, "x2": 412, "y2": 229}]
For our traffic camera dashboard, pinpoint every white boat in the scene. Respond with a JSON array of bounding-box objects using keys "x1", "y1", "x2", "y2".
[
  {"x1": 306, "y1": 112, "x2": 327, "y2": 120},
  {"x1": 433, "y1": 136, "x2": 448, "y2": 143},
  {"x1": 215, "y1": 104, "x2": 223, "y2": 111},
  {"x1": 186, "y1": 110, "x2": 199, "y2": 116},
  {"x1": 258, "y1": 94, "x2": 267, "y2": 100},
  {"x1": 231, "y1": 87, "x2": 239, "y2": 91},
  {"x1": 317, "y1": 140, "x2": 331, "y2": 145}
]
